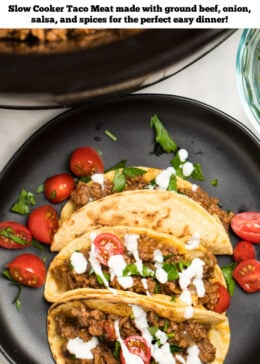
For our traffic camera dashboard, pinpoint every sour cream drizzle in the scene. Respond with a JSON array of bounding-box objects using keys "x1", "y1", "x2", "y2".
[
  {"x1": 70, "y1": 251, "x2": 88, "y2": 274},
  {"x1": 67, "y1": 337, "x2": 99, "y2": 359},
  {"x1": 124, "y1": 234, "x2": 143, "y2": 275},
  {"x1": 179, "y1": 258, "x2": 205, "y2": 298},
  {"x1": 185, "y1": 232, "x2": 200, "y2": 250},
  {"x1": 108, "y1": 255, "x2": 133, "y2": 289},
  {"x1": 155, "y1": 167, "x2": 176, "y2": 190},
  {"x1": 91, "y1": 173, "x2": 105, "y2": 189},
  {"x1": 153, "y1": 250, "x2": 168, "y2": 284}
]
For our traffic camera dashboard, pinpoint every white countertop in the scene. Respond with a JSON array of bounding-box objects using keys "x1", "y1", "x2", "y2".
[{"x1": 0, "y1": 28, "x2": 259, "y2": 364}]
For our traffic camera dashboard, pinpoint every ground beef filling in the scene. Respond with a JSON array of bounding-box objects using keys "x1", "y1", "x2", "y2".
[
  {"x1": 70, "y1": 176, "x2": 233, "y2": 231},
  {"x1": 51, "y1": 235, "x2": 218, "y2": 310},
  {"x1": 54, "y1": 304, "x2": 216, "y2": 363}
]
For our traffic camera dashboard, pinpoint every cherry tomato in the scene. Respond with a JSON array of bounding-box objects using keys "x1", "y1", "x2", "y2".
[
  {"x1": 0, "y1": 221, "x2": 32, "y2": 249},
  {"x1": 104, "y1": 321, "x2": 117, "y2": 341},
  {"x1": 44, "y1": 173, "x2": 75, "y2": 204},
  {"x1": 233, "y1": 259, "x2": 260, "y2": 293},
  {"x1": 212, "y1": 282, "x2": 231, "y2": 313},
  {"x1": 28, "y1": 205, "x2": 59, "y2": 244},
  {"x1": 69, "y1": 146, "x2": 104, "y2": 177},
  {"x1": 7, "y1": 253, "x2": 46, "y2": 288},
  {"x1": 120, "y1": 335, "x2": 151, "y2": 364},
  {"x1": 93, "y1": 233, "x2": 124, "y2": 266},
  {"x1": 231, "y1": 212, "x2": 260, "y2": 243},
  {"x1": 233, "y1": 241, "x2": 256, "y2": 263}
]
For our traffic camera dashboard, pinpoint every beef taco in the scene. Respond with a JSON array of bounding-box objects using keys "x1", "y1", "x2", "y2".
[
  {"x1": 60, "y1": 166, "x2": 233, "y2": 232},
  {"x1": 47, "y1": 289, "x2": 230, "y2": 364},
  {"x1": 51, "y1": 189, "x2": 232, "y2": 255},
  {"x1": 45, "y1": 226, "x2": 228, "y2": 315}
]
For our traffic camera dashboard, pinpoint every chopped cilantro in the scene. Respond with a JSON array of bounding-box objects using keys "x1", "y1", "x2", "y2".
[
  {"x1": 167, "y1": 174, "x2": 177, "y2": 191},
  {"x1": 0, "y1": 227, "x2": 29, "y2": 246},
  {"x1": 123, "y1": 264, "x2": 154, "y2": 278},
  {"x1": 211, "y1": 179, "x2": 218, "y2": 187},
  {"x1": 36, "y1": 183, "x2": 44, "y2": 194},
  {"x1": 221, "y1": 263, "x2": 237, "y2": 296},
  {"x1": 113, "y1": 341, "x2": 121, "y2": 359},
  {"x1": 105, "y1": 129, "x2": 117, "y2": 141},
  {"x1": 112, "y1": 169, "x2": 126, "y2": 192},
  {"x1": 150, "y1": 115, "x2": 178, "y2": 154},
  {"x1": 3, "y1": 270, "x2": 23, "y2": 312},
  {"x1": 162, "y1": 263, "x2": 179, "y2": 281},
  {"x1": 11, "y1": 189, "x2": 36, "y2": 215},
  {"x1": 191, "y1": 163, "x2": 205, "y2": 181},
  {"x1": 96, "y1": 272, "x2": 110, "y2": 285}
]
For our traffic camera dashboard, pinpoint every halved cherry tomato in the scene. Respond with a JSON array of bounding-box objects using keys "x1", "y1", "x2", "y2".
[
  {"x1": 7, "y1": 253, "x2": 46, "y2": 288},
  {"x1": 212, "y1": 282, "x2": 231, "y2": 313},
  {"x1": 233, "y1": 259, "x2": 260, "y2": 293},
  {"x1": 44, "y1": 173, "x2": 75, "y2": 204},
  {"x1": 0, "y1": 221, "x2": 32, "y2": 249},
  {"x1": 231, "y1": 212, "x2": 260, "y2": 243},
  {"x1": 233, "y1": 240, "x2": 256, "y2": 263},
  {"x1": 120, "y1": 335, "x2": 151, "y2": 364},
  {"x1": 104, "y1": 321, "x2": 117, "y2": 341},
  {"x1": 28, "y1": 205, "x2": 59, "y2": 244},
  {"x1": 93, "y1": 233, "x2": 124, "y2": 266},
  {"x1": 70, "y1": 146, "x2": 104, "y2": 177}
]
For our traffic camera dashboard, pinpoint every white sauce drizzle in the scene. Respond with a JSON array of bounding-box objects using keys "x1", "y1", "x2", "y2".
[
  {"x1": 186, "y1": 345, "x2": 202, "y2": 364},
  {"x1": 155, "y1": 167, "x2": 176, "y2": 190},
  {"x1": 67, "y1": 337, "x2": 99, "y2": 359},
  {"x1": 70, "y1": 251, "x2": 88, "y2": 274},
  {"x1": 185, "y1": 232, "x2": 200, "y2": 250},
  {"x1": 108, "y1": 255, "x2": 133, "y2": 289},
  {"x1": 124, "y1": 234, "x2": 143, "y2": 275},
  {"x1": 182, "y1": 161, "x2": 194, "y2": 177},
  {"x1": 153, "y1": 250, "x2": 168, "y2": 284},
  {"x1": 178, "y1": 148, "x2": 189, "y2": 162},
  {"x1": 179, "y1": 288, "x2": 192, "y2": 306},
  {"x1": 91, "y1": 173, "x2": 105, "y2": 189},
  {"x1": 179, "y1": 258, "x2": 205, "y2": 298},
  {"x1": 191, "y1": 184, "x2": 198, "y2": 191},
  {"x1": 184, "y1": 306, "x2": 194, "y2": 319}
]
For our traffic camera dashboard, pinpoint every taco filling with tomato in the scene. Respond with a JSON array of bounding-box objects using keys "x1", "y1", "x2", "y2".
[
  {"x1": 45, "y1": 226, "x2": 229, "y2": 314},
  {"x1": 47, "y1": 290, "x2": 230, "y2": 364}
]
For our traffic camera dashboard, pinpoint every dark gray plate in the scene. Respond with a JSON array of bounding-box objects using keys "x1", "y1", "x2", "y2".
[{"x1": 0, "y1": 94, "x2": 259, "y2": 363}]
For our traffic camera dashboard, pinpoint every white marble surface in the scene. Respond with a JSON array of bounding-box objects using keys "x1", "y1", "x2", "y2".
[{"x1": 0, "y1": 29, "x2": 259, "y2": 364}]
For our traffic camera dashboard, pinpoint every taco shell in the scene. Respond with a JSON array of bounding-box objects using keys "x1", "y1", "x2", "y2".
[
  {"x1": 51, "y1": 189, "x2": 232, "y2": 254},
  {"x1": 47, "y1": 289, "x2": 230, "y2": 364},
  {"x1": 45, "y1": 225, "x2": 226, "y2": 312}
]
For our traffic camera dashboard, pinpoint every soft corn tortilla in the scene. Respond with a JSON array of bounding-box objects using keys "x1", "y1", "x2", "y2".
[
  {"x1": 45, "y1": 226, "x2": 226, "y2": 304},
  {"x1": 52, "y1": 189, "x2": 232, "y2": 254},
  {"x1": 47, "y1": 289, "x2": 230, "y2": 364}
]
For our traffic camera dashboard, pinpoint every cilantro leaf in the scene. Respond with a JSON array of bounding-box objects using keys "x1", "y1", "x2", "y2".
[
  {"x1": 150, "y1": 115, "x2": 178, "y2": 154},
  {"x1": 112, "y1": 169, "x2": 126, "y2": 192},
  {"x1": 162, "y1": 263, "x2": 179, "y2": 280},
  {"x1": 105, "y1": 160, "x2": 127, "y2": 173},
  {"x1": 221, "y1": 263, "x2": 237, "y2": 296},
  {"x1": 123, "y1": 167, "x2": 147, "y2": 178},
  {"x1": 123, "y1": 264, "x2": 154, "y2": 278},
  {"x1": 11, "y1": 189, "x2": 36, "y2": 215},
  {"x1": 191, "y1": 163, "x2": 205, "y2": 181},
  {"x1": 167, "y1": 174, "x2": 177, "y2": 191}
]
